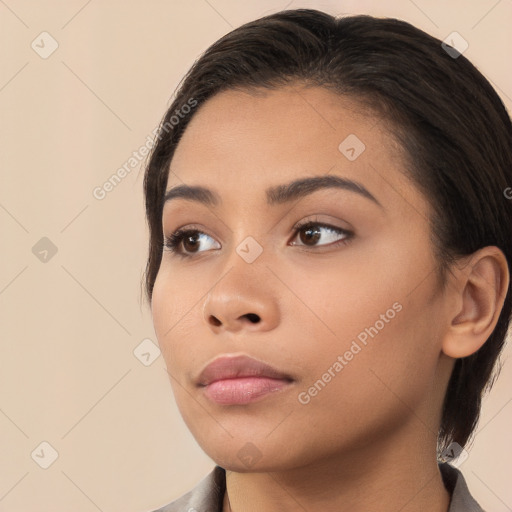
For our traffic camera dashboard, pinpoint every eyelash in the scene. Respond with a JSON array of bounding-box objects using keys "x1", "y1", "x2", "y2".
[{"x1": 163, "y1": 220, "x2": 354, "y2": 259}]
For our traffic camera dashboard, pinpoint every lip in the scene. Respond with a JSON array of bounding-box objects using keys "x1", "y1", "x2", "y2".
[{"x1": 197, "y1": 354, "x2": 294, "y2": 405}]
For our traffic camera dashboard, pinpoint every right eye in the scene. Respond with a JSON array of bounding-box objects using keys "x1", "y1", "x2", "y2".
[{"x1": 163, "y1": 229, "x2": 220, "y2": 258}]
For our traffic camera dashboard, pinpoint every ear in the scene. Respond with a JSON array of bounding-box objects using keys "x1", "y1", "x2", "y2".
[{"x1": 442, "y1": 246, "x2": 510, "y2": 358}]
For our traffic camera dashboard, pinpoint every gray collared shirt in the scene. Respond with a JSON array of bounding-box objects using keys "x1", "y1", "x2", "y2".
[{"x1": 151, "y1": 463, "x2": 484, "y2": 512}]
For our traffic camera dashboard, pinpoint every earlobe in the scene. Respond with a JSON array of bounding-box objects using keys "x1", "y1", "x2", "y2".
[{"x1": 442, "y1": 246, "x2": 510, "y2": 359}]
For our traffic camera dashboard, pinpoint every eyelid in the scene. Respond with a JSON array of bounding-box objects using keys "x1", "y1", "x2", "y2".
[{"x1": 291, "y1": 217, "x2": 352, "y2": 234}]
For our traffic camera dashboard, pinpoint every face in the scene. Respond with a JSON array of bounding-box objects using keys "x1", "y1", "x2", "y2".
[{"x1": 151, "y1": 85, "x2": 453, "y2": 472}]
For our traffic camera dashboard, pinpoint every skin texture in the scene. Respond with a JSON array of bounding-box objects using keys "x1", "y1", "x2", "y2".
[{"x1": 151, "y1": 85, "x2": 509, "y2": 512}]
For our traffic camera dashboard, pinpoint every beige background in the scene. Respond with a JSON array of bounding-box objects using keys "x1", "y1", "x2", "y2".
[{"x1": 0, "y1": 1, "x2": 511, "y2": 511}]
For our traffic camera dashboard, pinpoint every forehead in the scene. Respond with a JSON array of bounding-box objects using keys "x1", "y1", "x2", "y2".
[{"x1": 167, "y1": 85, "x2": 425, "y2": 215}]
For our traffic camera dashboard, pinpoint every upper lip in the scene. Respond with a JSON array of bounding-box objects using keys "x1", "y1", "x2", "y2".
[{"x1": 197, "y1": 354, "x2": 293, "y2": 386}]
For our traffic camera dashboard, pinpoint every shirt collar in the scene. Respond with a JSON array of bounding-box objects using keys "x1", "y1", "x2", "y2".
[
  {"x1": 155, "y1": 463, "x2": 485, "y2": 511},
  {"x1": 439, "y1": 462, "x2": 485, "y2": 511}
]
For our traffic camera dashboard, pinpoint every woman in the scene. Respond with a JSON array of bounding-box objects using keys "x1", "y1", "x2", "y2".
[{"x1": 143, "y1": 9, "x2": 511, "y2": 512}]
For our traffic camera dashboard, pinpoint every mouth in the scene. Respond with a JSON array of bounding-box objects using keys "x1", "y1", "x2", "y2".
[{"x1": 197, "y1": 354, "x2": 294, "y2": 405}]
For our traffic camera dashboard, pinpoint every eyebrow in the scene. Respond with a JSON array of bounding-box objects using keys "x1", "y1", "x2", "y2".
[{"x1": 163, "y1": 174, "x2": 382, "y2": 208}]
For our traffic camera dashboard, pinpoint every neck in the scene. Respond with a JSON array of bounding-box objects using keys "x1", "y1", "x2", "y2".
[{"x1": 223, "y1": 428, "x2": 451, "y2": 512}]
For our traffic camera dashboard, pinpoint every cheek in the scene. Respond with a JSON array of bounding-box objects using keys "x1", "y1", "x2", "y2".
[
  {"x1": 151, "y1": 271, "x2": 173, "y2": 345},
  {"x1": 151, "y1": 267, "x2": 202, "y2": 368},
  {"x1": 287, "y1": 305, "x2": 441, "y2": 452},
  {"x1": 286, "y1": 243, "x2": 442, "y2": 415}
]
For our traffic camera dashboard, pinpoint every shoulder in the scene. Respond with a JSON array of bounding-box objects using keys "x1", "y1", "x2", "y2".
[
  {"x1": 439, "y1": 462, "x2": 485, "y2": 512},
  {"x1": 148, "y1": 466, "x2": 226, "y2": 512}
]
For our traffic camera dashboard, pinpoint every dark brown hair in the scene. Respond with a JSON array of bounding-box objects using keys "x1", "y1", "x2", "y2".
[{"x1": 143, "y1": 9, "x2": 512, "y2": 452}]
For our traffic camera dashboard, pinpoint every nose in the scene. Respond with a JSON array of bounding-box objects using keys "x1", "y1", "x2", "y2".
[{"x1": 202, "y1": 264, "x2": 280, "y2": 334}]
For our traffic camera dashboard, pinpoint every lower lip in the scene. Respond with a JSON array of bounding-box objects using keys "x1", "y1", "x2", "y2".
[{"x1": 202, "y1": 377, "x2": 292, "y2": 405}]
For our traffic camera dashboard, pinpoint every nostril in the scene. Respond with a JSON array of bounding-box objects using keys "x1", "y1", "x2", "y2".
[
  {"x1": 209, "y1": 315, "x2": 222, "y2": 326},
  {"x1": 245, "y1": 313, "x2": 260, "y2": 323}
]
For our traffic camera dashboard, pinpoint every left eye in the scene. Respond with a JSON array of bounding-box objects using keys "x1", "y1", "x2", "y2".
[{"x1": 289, "y1": 222, "x2": 352, "y2": 247}]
